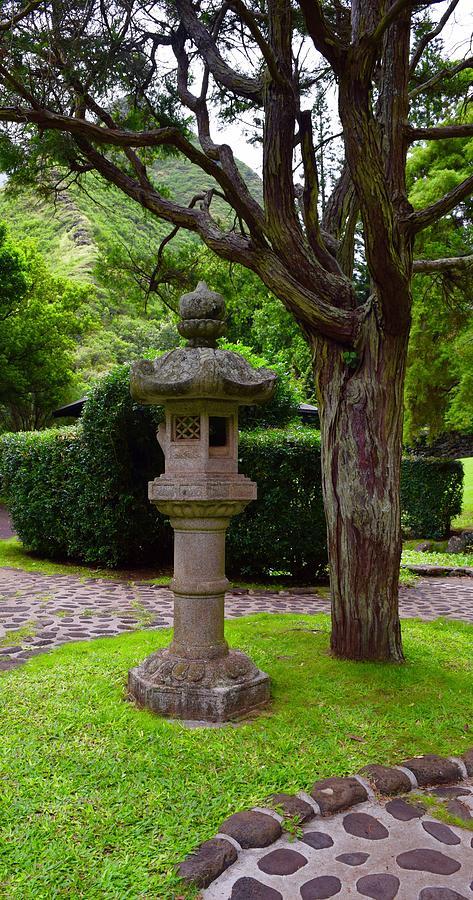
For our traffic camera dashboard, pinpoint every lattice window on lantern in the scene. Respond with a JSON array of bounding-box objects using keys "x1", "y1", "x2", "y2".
[{"x1": 172, "y1": 415, "x2": 201, "y2": 441}]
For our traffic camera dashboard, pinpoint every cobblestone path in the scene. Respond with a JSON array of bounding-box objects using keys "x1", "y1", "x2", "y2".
[
  {"x1": 1, "y1": 568, "x2": 473, "y2": 671},
  {"x1": 203, "y1": 781, "x2": 473, "y2": 900}
]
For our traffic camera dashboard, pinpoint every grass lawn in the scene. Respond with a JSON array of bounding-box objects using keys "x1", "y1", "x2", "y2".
[
  {"x1": 1, "y1": 614, "x2": 472, "y2": 899},
  {"x1": 0, "y1": 538, "x2": 172, "y2": 584},
  {"x1": 452, "y1": 457, "x2": 473, "y2": 530}
]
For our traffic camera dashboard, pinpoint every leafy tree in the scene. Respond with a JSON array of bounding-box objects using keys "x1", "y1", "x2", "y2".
[
  {"x1": 1, "y1": 0, "x2": 472, "y2": 660},
  {"x1": 0, "y1": 224, "x2": 93, "y2": 430},
  {"x1": 405, "y1": 122, "x2": 473, "y2": 441}
]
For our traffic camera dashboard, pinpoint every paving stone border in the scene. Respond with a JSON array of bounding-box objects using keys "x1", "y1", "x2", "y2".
[
  {"x1": 402, "y1": 564, "x2": 473, "y2": 578},
  {"x1": 177, "y1": 748, "x2": 473, "y2": 889}
]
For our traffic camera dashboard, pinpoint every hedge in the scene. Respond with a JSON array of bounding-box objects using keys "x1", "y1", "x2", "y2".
[
  {"x1": 228, "y1": 428, "x2": 326, "y2": 579},
  {"x1": 0, "y1": 367, "x2": 172, "y2": 567},
  {"x1": 400, "y1": 456, "x2": 463, "y2": 539},
  {"x1": 0, "y1": 365, "x2": 464, "y2": 576}
]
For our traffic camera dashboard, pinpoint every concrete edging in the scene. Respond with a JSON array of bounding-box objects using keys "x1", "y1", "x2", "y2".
[
  {"x1": 401, "y1": 563, "x2": 473, "y2": 577},
  {"x1": 177, "y1": 748, "x2": 473, "y2": 889}
]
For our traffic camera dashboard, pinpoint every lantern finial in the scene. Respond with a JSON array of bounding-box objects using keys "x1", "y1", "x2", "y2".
[{"x1": 178, "y1": 281, "x2": 226, "y2": 347}]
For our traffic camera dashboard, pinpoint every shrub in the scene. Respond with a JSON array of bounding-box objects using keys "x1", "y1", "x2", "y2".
[
  {"x1": 400, "y1": 456, "x2": 463, "y2": 539},
  {"x1": 0, "y1": 427, "x2": 80, "y2": 557},
  {"x1": 72, "y1": 365, "x2": 171, "y2": 565},
  {"x1": 217, "y1": 341, "x2": 303, "y2": 429},
  {"x1": 0, "y1": 362, "x2": 465, "y2": 574},
  {"x1": 227, "y1": 427, "x2": 326, "y2": 580},
  {"x1": 0, "y1": 367, "x2": 172, "y2": 567}
]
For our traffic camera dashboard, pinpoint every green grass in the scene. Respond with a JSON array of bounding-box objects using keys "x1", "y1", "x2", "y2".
[
  {"x1": 410, "y1": 791, "x2": 473, "y2": 833},
  {"x1": 453, "y1": 457, "x2": 473, "y2": 530},
  {"x1": 0, "y1": 538, "x2": 171, "y2": 584},
  {"x1": 0, "y1": 622, "x2": 37, "y2": 649},
  {"x1": 1, "y1": 614, "x2": 472, "y2": 899},
  {"x1": 402, "y1": 547, "x2": 473, "y2": 568},
  {"x1": 398, "y1": 567, "x2": 420, "y2": 586}
]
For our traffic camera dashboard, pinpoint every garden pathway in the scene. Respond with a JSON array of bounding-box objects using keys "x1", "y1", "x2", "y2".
[
  {"x1": 1, "y1": 567, "x2": 473, "y2": 670},
  {"x1": 203, "y1": 780, "x2": 473, "y2": 900}
]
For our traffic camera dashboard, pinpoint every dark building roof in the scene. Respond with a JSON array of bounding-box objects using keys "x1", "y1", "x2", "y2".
[
  {"x1": 52, "y1": 397, "x2": 87, "y2": 418},
  {"x1": 52, "y1": 396, "x2": 320, "y2": 425}
]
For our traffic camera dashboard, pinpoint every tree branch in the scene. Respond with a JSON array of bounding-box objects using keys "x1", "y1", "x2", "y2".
[
  {"x1": 367, "y1": 0, "x2": 414, "y2": 46},
  {"x1": 408, "y1": 123, "x2": 473, "y2": 141},
  {"x1": 174, "y1": 0, "x2": 262, "y2": 100},
  {"x1": 297, "y1": 0, "x2": 345, "y2": 73},
  {"x1": 409, "y1": 57, "x2": 473, "y2": 99},
  {"x1": 0, "y1": 103, "x2": 266, "y2": 238},
  {"x1": 226, "y1": 0, "x2": 286, "y2": 86},
  {"x1": 413, "y1": 254, "x2": 473, "y2": 273},
  {"x1": 72, "y1": 134, "x2": 257, "y2": 267},
  {"x1": 405, "y1": 173, "x2": 473, "y2": 233},
  {"x1": 299, "y1": 109, "x2": 341, "y2": 275},
  {"x1": 171, "y1": 26, "x2": 265, "y2": 238},
  {"x1": 0, "y1": 0, "x2": 44, "y2": 34},
  {"x1": 262, "y1": 0, "x2": 311, "y2": 270},
  {"x1": 409, "y1": 0, "x2": 460, "y2": 75}
]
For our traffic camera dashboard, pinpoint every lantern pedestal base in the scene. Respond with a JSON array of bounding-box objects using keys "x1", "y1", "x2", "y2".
[{"x1": 128, "y1": 648, "x2": 270, "y2": 722}]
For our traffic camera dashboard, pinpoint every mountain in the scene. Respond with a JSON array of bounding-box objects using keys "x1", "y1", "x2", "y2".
[
  {"x1": 0, "y1": 151, "x2": 265, "y2": 396},
  {"x1": 0, "y1": 151, "x2": 262, "y2": 284}
]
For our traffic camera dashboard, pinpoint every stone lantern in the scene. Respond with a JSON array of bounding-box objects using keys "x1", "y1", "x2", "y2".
[{"x1": 128, "y1": 282, "x2": 277, "y2": 722}]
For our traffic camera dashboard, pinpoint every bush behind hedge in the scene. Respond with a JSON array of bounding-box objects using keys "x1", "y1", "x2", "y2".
[{"x1": 228, "y1": 428, "x2": 326, "y2": 579}]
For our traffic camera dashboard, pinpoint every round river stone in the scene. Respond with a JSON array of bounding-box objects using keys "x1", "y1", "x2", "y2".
[
  {"x1": 356, "y1": 873, "x2": 400, "y2": 899},
  {"x1": 421, "y1": 821, "x2": 461, "y2": 846},
  {"x1": 257, "y1": 848, "x2": 307, "y2": 876},
  {"x1": 342, "y1": 812, "x2": 389, "y2": 840},
  {"x1": 396, "y1": 848, "x2": 461, "y2": 875}
]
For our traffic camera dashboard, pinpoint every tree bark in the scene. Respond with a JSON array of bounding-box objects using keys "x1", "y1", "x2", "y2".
[{"x1": 313, "y1": 304, "x2": 408, "y2": 662}]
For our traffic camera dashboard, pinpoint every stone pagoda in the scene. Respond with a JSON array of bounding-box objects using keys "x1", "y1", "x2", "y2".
[{"x1": 128, "y1": 281, "x2": 277, "y2": 722}]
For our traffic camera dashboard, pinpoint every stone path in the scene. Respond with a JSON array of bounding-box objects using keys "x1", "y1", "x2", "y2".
[
  {"x1": 1, "y1": 568, "x2": 473, "y2": 670},
  {"x1": 0, "y1": 505, "x2": 15, "y2": 539},
  {"x1": 203, "y1": 782, "x2": 473, "y2": 899}
]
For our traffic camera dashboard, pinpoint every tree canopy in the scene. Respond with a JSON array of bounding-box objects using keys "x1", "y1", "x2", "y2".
[{"x1": 0, "y1": 223, "x2": 93, "y2": 430}]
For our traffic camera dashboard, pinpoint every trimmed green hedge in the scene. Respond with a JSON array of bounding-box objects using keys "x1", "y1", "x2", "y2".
[
  {"x1": 0, "y1": 367, "x2": 172, "y2": 567},
  {"x1": 400, "y1": 456, "x2": 463, "y2": 539},
  {"x1": 0, "y1": 364, "x2": 464, "y2": 575},
  {"x1": 228, "y1": 428, "x2": 326, "y2": 580}
]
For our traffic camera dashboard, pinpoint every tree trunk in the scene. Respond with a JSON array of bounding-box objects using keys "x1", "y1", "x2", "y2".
[{"x1": 312, "y1": 306, "x2": 409, "y2": 662}]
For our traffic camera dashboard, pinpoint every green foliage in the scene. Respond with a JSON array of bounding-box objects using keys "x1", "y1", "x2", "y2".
[
  {"x1": 0, "y1": 221, "x2": 29, "y2": 305},
  {"x1": 219, "y1": 341, "x2": 303, "y2": 429},
  {"x1": 228, "y1": 427, "x2": 326, "y2": 580},
  {"x1": 1, "y1": 615, "x2": 473, "y2": 897},
  {"x1": 400, "y1": 457, "x2": 464, "y2": 539},
  {"x1": 0, "y1": 223, "x2": 94, "y2": 431},
  {"x1": 0, "y1": 368, "x2": 172, "y2": 566},
  {"x1": 0, "y1": 428, "x2": 79, "y2": 557},
  {"x1": 405, "y1": 126, "x2": 472, "y2": 442},
  {"x1": 402, "y1": 547, "x2": 473, "y2": 568},
  {"x1": 452, "y1": 457, "x2": 473, "y2": 530}
]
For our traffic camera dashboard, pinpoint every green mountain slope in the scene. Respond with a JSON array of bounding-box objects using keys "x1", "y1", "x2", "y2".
[
  {"x1": 0, "y1": 152, "x2": 262, "y2": 284},
  {"x1": 0, "y1": 152, "x2": 267, "y2": 399}
]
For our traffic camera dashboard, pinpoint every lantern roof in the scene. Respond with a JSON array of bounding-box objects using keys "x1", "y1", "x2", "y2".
[{"x1": 130, "y1": 282, "x2": 277, "y2": 406}]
